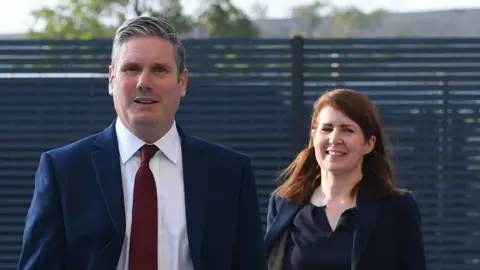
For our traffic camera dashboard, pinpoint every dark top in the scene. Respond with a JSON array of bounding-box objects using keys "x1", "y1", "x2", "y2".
[
  {"x1": 283, "y1": 203, "x2": 357, "y2": 270},
  {"x1": 265, "y1": 193, "x2": 427, "y2": 270}
]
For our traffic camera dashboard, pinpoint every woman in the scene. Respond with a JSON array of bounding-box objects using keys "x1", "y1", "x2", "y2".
[{"x1": 264, "y1": 89, "x2": 426, "y2": 270}]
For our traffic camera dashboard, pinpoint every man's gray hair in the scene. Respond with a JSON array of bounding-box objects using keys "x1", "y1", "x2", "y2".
[{"x1": 110, "y1": 16, "x2": 185, "y2": 78}]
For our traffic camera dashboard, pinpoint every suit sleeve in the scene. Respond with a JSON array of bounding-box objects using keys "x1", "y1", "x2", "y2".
[
  {"x1": 396, "y1": 192, "x2": 426, "y2": 270},
  {"x1": 266, "y1": 194, "x2": 277, "y2": 232},
  {"x1": 17, "y1": 152, "x2": 66, "y2": 270},
  {"x1": 231, "y1": 157, "x2": 268, "y2": 270}
]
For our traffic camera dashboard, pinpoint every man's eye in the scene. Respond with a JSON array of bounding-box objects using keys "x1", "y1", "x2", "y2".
[
  {"x1": 122, "y1": 66, "x2": 140, "y2": 72},
  {"x1": 153, "y1": 66, "x2": 167, "y2": 72}
]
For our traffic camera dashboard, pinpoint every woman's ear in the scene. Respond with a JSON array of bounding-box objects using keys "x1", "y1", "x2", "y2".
[{"x1": 364, "y1": 135, "x2": 376, "y2": 154}]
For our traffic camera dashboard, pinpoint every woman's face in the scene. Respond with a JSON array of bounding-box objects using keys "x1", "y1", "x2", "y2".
[{"x1": 312, "y1": 106, "x2": 376, "y2": 176}]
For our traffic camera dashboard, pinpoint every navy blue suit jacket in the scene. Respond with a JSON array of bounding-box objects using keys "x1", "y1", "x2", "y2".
[
  {"x1": 264, "y1": 192, "x2": 426, "y2": 270},
  {"x1": 18, "y1": 122, "x2": 267, "y2": 270}
]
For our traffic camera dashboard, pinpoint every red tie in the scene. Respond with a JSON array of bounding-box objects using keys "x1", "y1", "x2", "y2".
[{"x1": 129, "y1": 144, "x2": 159, "y2": 270}]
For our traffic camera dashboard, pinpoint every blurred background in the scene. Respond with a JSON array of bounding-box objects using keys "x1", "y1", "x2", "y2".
[
  {"x1": 0, "y1": 0, "x2": 479, "y2": 269},
  {"x1": 2, "y1": 0, "x2": 480, "y2": 39}
]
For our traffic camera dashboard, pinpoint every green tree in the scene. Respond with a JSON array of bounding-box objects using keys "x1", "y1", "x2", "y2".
[
  {"x1": 331, "y1": 7, "x2": 388, "y2": 37},
  {"x1": 289, "y1": 0, "x2": 389, "y2": 38},
  {"x1": 153, "y1": 0, "x2": 194, "y2": 37},
  {"x1": 28, "y1": 0, "x2": 194, "y2": 39},
  {"x1": 250, "y1": 2, "x2": 268, "y2": 20},
  {"x1": 290, "y1": 0, "x2": 329, "y2": 37},
  {"x1": 28, "y1": 0, "x2": 126, "y2": 39},
  {"x1": 198, "y1": 0, "x2": 260, "y2": 38}
]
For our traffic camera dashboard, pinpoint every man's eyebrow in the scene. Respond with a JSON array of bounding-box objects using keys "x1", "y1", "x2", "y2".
[
  {"x1": 120, "y1": 61, "x2": 140, "y2": 67},
  {"x1": 151, "y1": 63, "x2": 170, "y2": 68},
  {"x1": 120, "y1": 62, "x2": 171, "y2": 68}
]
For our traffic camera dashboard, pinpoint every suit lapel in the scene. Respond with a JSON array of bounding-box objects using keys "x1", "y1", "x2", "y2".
[
  {"x1": 91, "y1": 122, "x2": 126, "y2": 239},
  {"x1": 264, "y1": 198, "x2": 302, "y2": 254},
  {"x1": 178, "y1": 126, "x2": 208, "y2": 270},
  {"x1": 351, "y1": 195, "x2": 380, "y2": 270}
]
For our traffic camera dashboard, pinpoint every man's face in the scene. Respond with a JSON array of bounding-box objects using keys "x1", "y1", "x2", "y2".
[{"x1": 109, "y1": 35, "x2": 188, "y2": 140}]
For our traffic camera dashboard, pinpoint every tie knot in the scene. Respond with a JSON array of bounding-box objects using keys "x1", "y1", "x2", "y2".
[{"x1": 140, "y1": 144, "x2": 158, "y2": 164}]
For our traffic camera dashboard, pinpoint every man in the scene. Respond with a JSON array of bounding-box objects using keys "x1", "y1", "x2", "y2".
[{"x1": 18, "y1": 16, "x2": 267, "y2": 270}]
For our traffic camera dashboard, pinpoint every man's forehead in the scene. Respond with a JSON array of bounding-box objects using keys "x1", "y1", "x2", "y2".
[
  {"x1": 119, "y1": 36, "x2": 176, "y2": 51},
  {"x1": 117, "y1": 38, "x2": 175, "y2": 59}
]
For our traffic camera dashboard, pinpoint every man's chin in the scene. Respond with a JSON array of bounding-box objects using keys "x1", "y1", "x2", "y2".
[{"x1": 133, "y1": 118, "x2": 161, "y2": 129}]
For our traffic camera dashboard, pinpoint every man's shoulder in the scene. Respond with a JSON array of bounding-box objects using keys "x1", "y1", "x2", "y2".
[
  {"x1": 186, "y1": 135, "x2": 249, "y2": 163},
  {"x1": 46, "y1": 132, "x2": 101, "y2": 159}
]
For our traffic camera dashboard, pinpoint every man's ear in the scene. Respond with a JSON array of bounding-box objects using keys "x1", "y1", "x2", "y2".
[
  {"x1": 108, "y1": 65, "x2": 114, "y2": 96},
  {"x1": 178, "y1": 68, "x2": 188, "y2": 97}
]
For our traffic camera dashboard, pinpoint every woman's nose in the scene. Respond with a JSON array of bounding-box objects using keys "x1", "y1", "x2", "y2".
[{"x1": 328, "y1": 129, "x2": 343, "y2": 144}]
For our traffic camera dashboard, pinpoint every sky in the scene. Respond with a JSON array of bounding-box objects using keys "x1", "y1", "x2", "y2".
[{"x1": 0, "y1": 0, "x2": 479, "y2": 34}]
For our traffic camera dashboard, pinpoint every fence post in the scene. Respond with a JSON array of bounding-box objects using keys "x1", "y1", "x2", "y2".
[{"x1": 291, "y1": 36, "x2": 305, "y2": 156}]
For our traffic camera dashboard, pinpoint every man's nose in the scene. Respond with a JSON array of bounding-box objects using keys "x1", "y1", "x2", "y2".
[{"x1": 136, "y1": 70, "x2": 153, "y2": 90}]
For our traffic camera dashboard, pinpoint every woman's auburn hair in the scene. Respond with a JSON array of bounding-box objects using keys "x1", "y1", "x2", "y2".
[{"x1": 273, "y1": 89, "x2": 405, "y2": 204}]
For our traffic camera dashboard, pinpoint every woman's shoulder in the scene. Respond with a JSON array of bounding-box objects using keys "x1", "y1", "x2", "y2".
[
  {"x1": 269, "y1": 194, "x2": 288, "y2": 209},
  {"x1": 385, "y1": 190, "x2": 418, "y2": 204},
  {"x1": 382, "y1": 191, "x2": 421, "y2": 217},
  {"x1": 268, "y1": 193, "x2": 303, "y2": 212}
]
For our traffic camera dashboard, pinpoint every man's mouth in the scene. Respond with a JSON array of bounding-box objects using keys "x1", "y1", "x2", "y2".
[{"x1": 134, "y1": 98, "x2": 158, "y2": 104}]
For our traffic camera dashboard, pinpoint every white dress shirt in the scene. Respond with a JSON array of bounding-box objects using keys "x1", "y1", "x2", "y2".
[{"x1": 115, "y1": 118, "x2": 194, "y2": 270}]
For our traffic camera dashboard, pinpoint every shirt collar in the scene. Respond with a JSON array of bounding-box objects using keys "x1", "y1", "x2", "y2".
[{"x1": 115, "y1": 117, "x2": 180, "y2": 165}]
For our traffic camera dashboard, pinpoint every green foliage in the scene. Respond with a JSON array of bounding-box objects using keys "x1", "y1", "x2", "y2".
[
  {"x1": 331, "y1": 7, "x2": 390, "y2": 37},
  {"x1": 332, "y1": 8, "x2": 370, "y2": 37},
  {"x1": 27, "y1": 0, "x2": 194, "y2": 39},
  {"x1": 154, "y1": 0, "x2": 194, "y2": 37},
  {"x1": 289, "y1": 0, "x2": 391, "y2": 38},
  {"x1": 28, "y1": 0, "x2": 261, "y2": 39},
  {"x1": 250, "y1": 2, "x2": 268, "y2": 20},
  {"x1": 198, "y1": 0, "x2": 261, "y2": 38},
  {"x1": 291, "y1": 0, "x2": 328, "y2": 24},
  {"x1": 28, "y1": 0, "x2": 126, "y2": 39},
  {"x1": 290, "y1": 0, "x2": 328, "y2": 37}
]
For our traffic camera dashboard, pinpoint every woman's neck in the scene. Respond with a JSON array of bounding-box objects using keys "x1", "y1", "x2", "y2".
[{"x1": 312, "y1": 170, "x2": 361, "y2": 206}]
